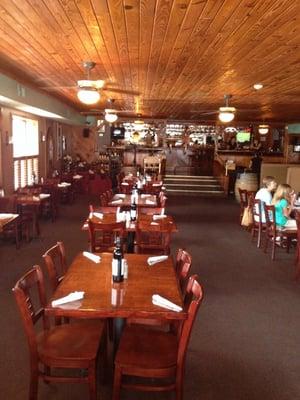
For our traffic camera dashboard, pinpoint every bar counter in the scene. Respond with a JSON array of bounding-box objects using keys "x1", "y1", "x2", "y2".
[{"x1": 217, "y1": 150, "x2": 285, "y2": 168}]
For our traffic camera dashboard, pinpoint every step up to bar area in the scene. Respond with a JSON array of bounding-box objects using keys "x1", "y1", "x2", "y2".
[{"x1": 163, "y1": 174, "x2": 225, "y2": 196}]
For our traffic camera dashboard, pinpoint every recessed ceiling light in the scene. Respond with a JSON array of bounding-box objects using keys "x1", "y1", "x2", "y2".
[{"x1": 253, "y1": 83, "x2": 263, "y2": 90}]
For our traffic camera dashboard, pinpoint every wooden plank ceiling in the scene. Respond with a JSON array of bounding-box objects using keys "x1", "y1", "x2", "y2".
[{"x1": 0, "y1": 0, "x2": 299, "y2": 123}]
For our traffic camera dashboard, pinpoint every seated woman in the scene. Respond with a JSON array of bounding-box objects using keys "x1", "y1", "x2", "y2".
[{"x1": 272, "y1": 183, "x2": 297, "y2": 229}]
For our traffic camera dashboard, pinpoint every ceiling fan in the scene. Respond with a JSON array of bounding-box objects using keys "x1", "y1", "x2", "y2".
[
  {"x1": 42, "y1": 61, "x2": 140, "y2": 105},
  {"x1": 191, "y1": 94, "x2": 261, "y2": 123}
]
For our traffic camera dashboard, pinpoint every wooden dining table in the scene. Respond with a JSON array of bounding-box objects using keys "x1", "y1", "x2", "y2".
[
  {"x1": 45, "y1": 252, "x2": 186, "y2": 321},
  {"x1": 108, "y1": 194, "x2": 157, "y2": 208},
  {"x1": 82, "y1": 212, "x2": 178, "y2": 234},
  {"x1": 16, "y1": 193, "x2": 50, "y2": 236}
]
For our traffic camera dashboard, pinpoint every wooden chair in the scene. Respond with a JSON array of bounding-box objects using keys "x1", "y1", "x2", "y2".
[
  {"x1": 176, "y1": 248, "x2": 192, "y2": 292},
  {"x1": 88, "y1": 220, "x2": 126, "y2": 252},
  {"x1": 138, "y1": 207, "x2": 164, "y2": 215},
  {"x1": 12, "y1": 265, "x2": 106, "y2": 400},
  {"x1": 263, "y1": 204, "x2": 297, "y2": 260},
  {"x1": 0, "y1": 196, "x2": 31, "y2": 247},
  {"x1": 89, "y1": 205, "x2": 117, "y2": 214},
  {"x1": 112, "y1": 274, "x2": 203, "y2": 400},
  {"x1": 42, "y1": 242, "x2": 67, "y2": 293},
  {"x1": 135, "y1": 221, "x2": 173, "y2": 255},
  {"x1": 40, "y1": 184, "x2": 60, "y2": 222},
  {"x1": 250, "y1": 198, "x2": 266, "y2": 248},
  {"x1": 120, "y1": 182, "x2": 133, "y2": 194},
  {"x1": 99, "y1": 193, "x2": 108, "y2": 206},
  {"x1": 295, "y1": 210, "x2": 300, "y2": 280}
]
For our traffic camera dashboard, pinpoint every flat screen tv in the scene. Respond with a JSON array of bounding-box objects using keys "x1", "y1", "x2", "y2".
[
  {"x1": 111, "y1": 127, "x2": 125, "y2": 140},
  {"x1": 236, "y1": 130, "x2": 251, "y2": 143}
]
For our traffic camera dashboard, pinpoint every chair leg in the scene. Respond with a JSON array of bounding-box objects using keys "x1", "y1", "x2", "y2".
[
  {"x1": 271, "y1": 237, "x2": 275, "y2": 261},
  {"x1": 257, "y1": 226, "x2": 262, "y2": 248},
  {"x1": 112, "y1": 365, "x2": 122, "y2": 400},
  {"x1": 29, "y1": 368, "x2": 38, "y2": 400},
  {"x1": 88, "y1": 362, "x2": 97, "y2": 400},
  {"x1": 175, "y1": 375, "x2": 183, "y2": 400}
]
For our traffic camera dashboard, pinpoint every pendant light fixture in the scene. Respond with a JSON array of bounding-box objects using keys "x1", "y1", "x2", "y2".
[
  {"x1": 258, "y1": 124, "x2": 269, "y2": 135},
  {"x1": 218, "y1": 94, "x2": 236, "y2": 123}
]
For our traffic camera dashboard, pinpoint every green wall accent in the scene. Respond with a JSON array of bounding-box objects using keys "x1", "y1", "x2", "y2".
[{"x1": 0, "y1": 73, "x2": 86, "y2": 125}]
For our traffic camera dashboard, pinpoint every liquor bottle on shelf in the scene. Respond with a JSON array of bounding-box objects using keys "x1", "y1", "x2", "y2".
[{"x1": 112, "y1": 236, "x2": 124, "y2": 283}]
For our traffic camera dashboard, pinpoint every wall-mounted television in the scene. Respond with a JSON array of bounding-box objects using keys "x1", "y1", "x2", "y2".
[
  {"x1": 294, "y1": 144, "x2": 300, "y2": 152},
  {"x1": 236, "y1": 130, "x2": 251, "y2": 143},
  {"x1": 111, "y1": 126, "x2": 125, "y2": 139}
]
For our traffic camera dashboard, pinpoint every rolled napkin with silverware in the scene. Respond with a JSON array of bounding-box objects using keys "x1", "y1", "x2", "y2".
[
  {"x1": 152, "y1": 294, "x2": 182, "y2": 312},
  {"x1": 147, "y1": 255, "x2": 168, "y2": 266},
  {"x1": 141, "y1": 194, "x2": 151, "y2": 198},
  {"x1": 83, "y1": 251, "x2": 101, "y2": 263},
  {"x1": 52, "y1": 291, "x2": 85, "y2": 307}
]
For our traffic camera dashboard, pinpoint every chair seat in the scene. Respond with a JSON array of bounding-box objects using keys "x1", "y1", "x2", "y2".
[
  {"x1": 116, "y1": 325, "x2": 178, "y2": 370},
  {"x1": 38, "y1": 320, "x2": 105, "y2": 367}
]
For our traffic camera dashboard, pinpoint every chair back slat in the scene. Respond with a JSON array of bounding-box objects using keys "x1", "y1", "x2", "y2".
[
  {"x1": 177, "y1": 275, "x2": 203, "y2": 366},
  {"x1": 43, "y1": 242, "x2": 67, "y2": 292}
]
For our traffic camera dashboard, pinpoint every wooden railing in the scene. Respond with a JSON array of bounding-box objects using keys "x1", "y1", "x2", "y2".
[{"x1": 213, "y1": 153, "x2": 230, "y2": 195}]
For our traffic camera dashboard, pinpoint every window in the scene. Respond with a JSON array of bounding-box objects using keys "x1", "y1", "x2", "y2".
[{"x1": 12, "y1": 115, "x2": 39, "y2": 190}]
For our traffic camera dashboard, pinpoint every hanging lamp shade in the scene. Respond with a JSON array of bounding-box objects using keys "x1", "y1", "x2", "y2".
[
  {"x1": 258, "y1": 124, "x2": 269, "y2": 135},
  {"x1": 218, "y1": 107, "x2": 236, "y2": 123},
  {"x1": 105, "y1": 112, "x2": 118, "y2": 123},
  {"x1": 77, "y1": 88, "x2": 100, "y2": 105}
]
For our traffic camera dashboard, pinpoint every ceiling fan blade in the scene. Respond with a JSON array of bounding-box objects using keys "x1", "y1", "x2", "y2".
[
  {"x1": 41, "y1": 85, "x2": 77, "y2": 89},
  {"x1": 102, "y1": 87, "x2": 140, "y2": 96},
  {"x1": 194, "y1": 111, "x2": 219, "y2": 115}
]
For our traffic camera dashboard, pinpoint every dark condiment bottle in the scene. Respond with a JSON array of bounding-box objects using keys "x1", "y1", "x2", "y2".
[{"x1": 112, "y1": 236, "x2": 124, "y2": 283}]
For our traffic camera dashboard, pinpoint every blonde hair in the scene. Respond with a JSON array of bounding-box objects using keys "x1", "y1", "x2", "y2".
[{"x1": 272, "y1": 183, "x2": 292, "y2": 205}]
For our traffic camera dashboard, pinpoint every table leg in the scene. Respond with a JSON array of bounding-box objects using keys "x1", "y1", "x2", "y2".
[{"x1": 113, "y1": 318, "x2": 125, "y2": 358}]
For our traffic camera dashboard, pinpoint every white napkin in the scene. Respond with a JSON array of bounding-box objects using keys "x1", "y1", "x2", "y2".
[
  {"x1": 39, "y1": 193, "x2": 50, "y2": 199},
  {"x1": 151, "y1": 222, "x2": 159, "y2": 225},
  {"x1": 152, "y1": 294, "x2": 182, "y2": 312},
  {"x1": 153, "y1": 214, "x2": 167, "y2": 220},
  {"x1": 141, "y1": 194, "x2": 151, "y2": 198},
  {"x1": 93, "y1": 212, "x2": 103, "y2": 219},
  {"x1": 146, "y1": 199, "x2": 155, "y2": 205},
  {"x1": 89, "y1": 170, "x2": 95, "y2": 174},
  {"x1": 111, "y1": 199, "x2": 122, "y2": 204},
  {"x1": 52, "y1": 291, "x2": 85, "y2": 307},
  {"x1": 147, "y1": 255, "x2": 168, "y2": 266},
  {"x1": 152, "y1": 182, "x2": 162, "y2": 187},
  {"x1": 32, "y1": 196, "x2": 40, "y2": 201},
  {"x1": 116, "y1": 212, "x2": 126, "y2": 222},
  {"x1": 58, "y1": 182, "x2": 71, "y2": 187},
  {"x1": 116, "y1": 194, "x2": 126, "y2": 199},
  {"x1": 0, "y1": 213, "x2": 15, "y2": 219},
  {"x1": 83, "y1": 251, "x2": 101, "y2": 263},
  {"x1": 122, "y1": 182, "x2": 129, "y2": 186},
  {"x1": 73, "y1": 174, "x2": 82, "y2": 179}
]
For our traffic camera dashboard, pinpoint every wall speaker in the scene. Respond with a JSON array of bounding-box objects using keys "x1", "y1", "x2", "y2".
[{"x1": 83, "y1": 128, "x2": 90, "y2": 138}]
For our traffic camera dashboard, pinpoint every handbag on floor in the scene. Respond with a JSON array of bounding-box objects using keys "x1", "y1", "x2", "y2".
[{"x1": 241, "y1": 205, "x2": 253, "y2": 227}]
